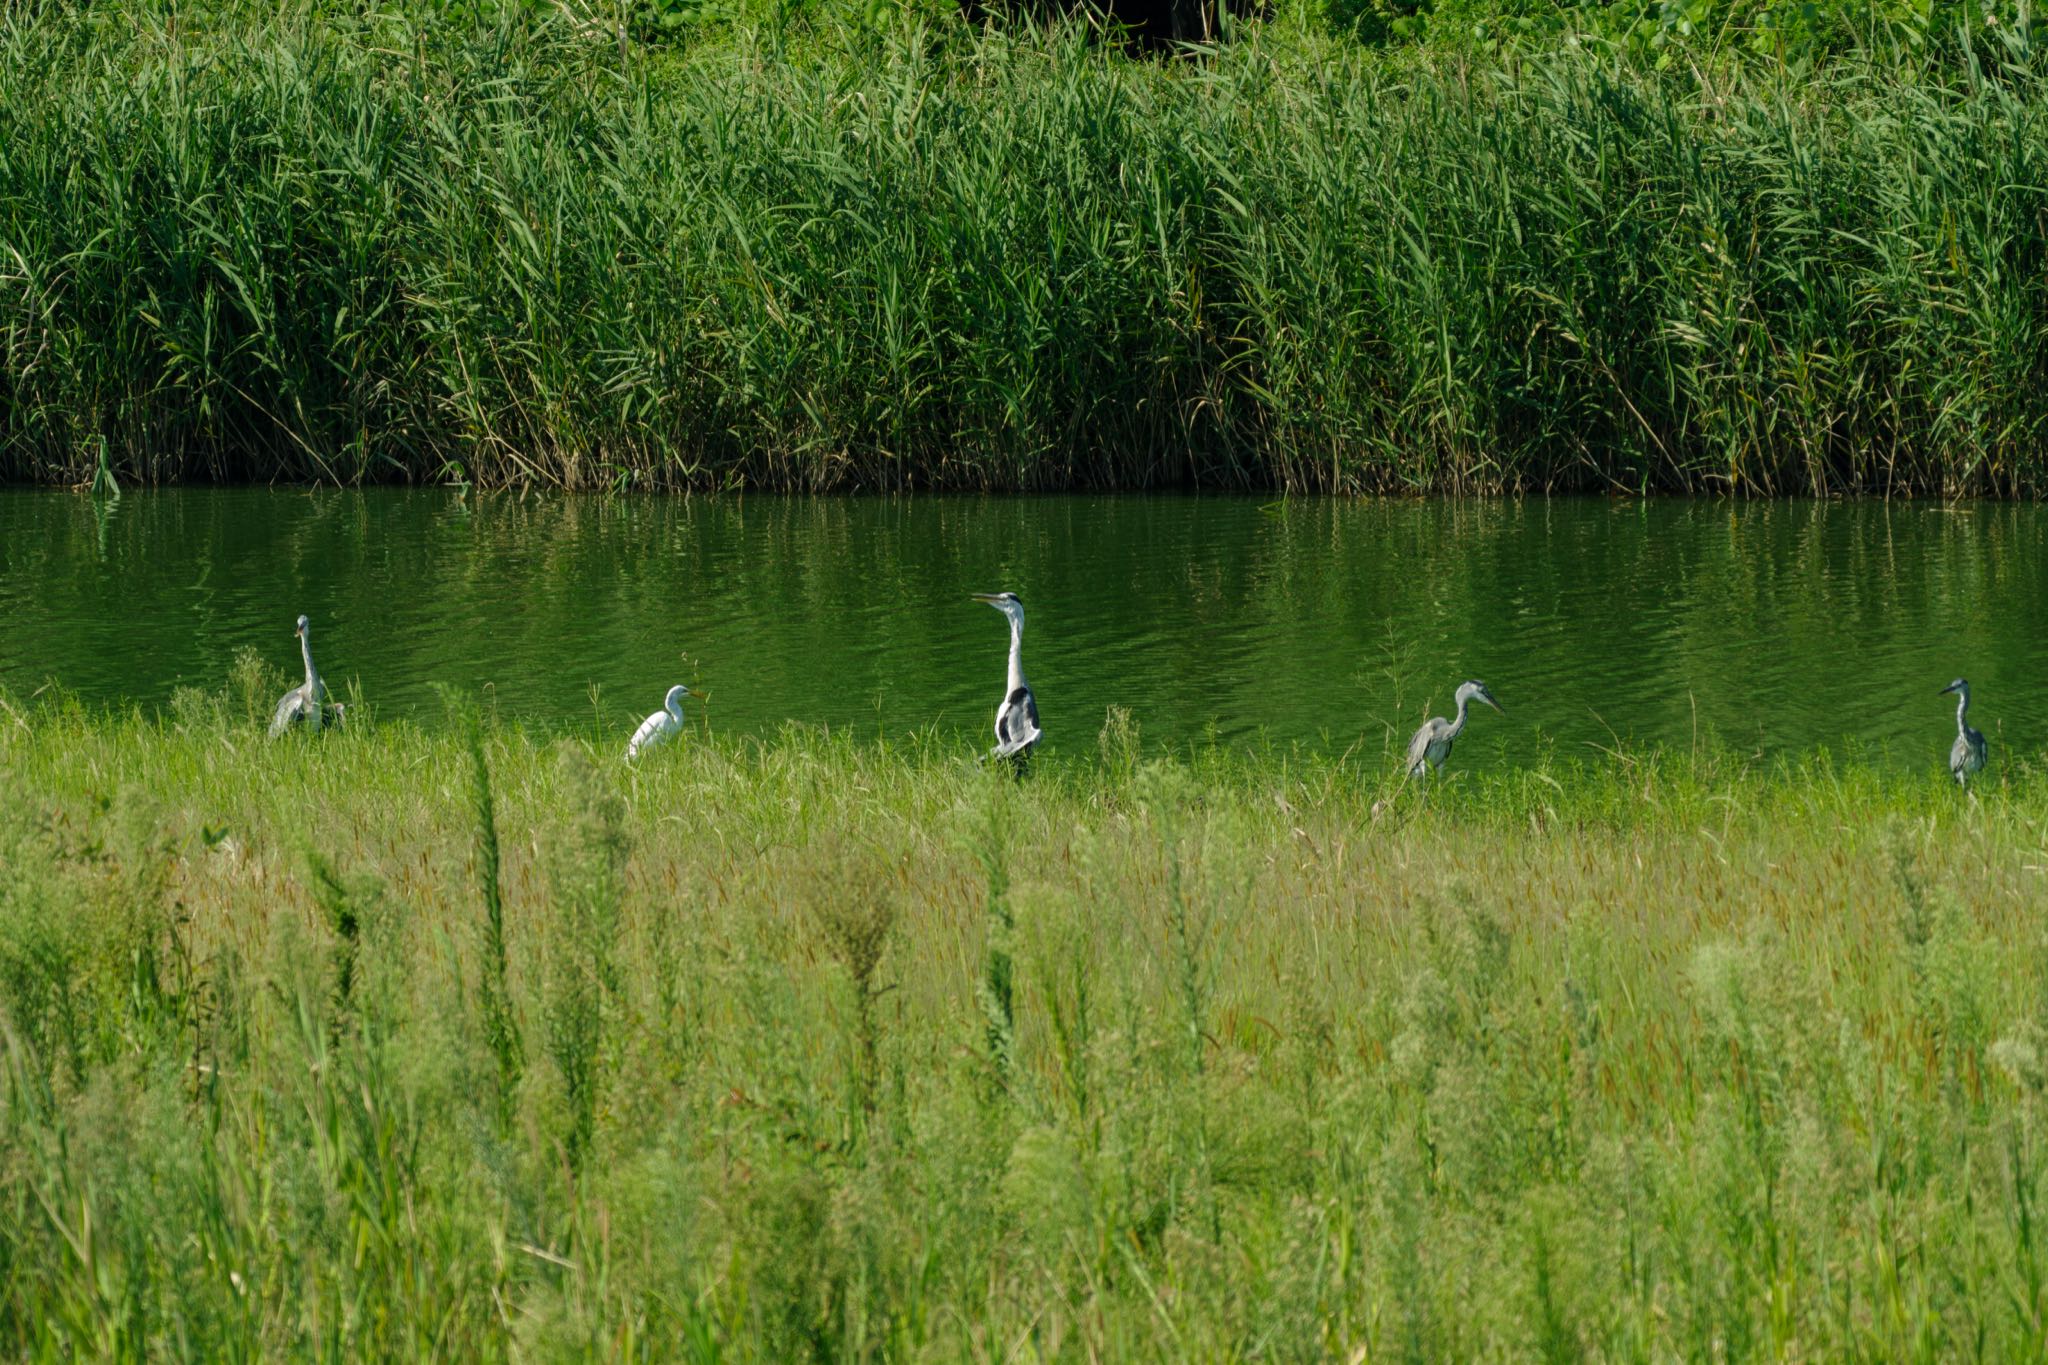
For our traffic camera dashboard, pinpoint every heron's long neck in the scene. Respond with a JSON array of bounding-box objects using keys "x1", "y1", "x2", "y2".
[
  {"x1": 1446, "y1": 692, "x2": 1471, "y2": 740},
  {"x1": 1956, "y1": 688, "x2": 1971, "y2": 734},
  {"x1": 299, "y1": 631, "x2": 319, "y2": 690},
  {"x1": 1005, "y1": 617, "x2": 1027, "y2": 693}
]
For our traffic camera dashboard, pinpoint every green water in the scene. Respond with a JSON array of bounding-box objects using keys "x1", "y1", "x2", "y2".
[{"x1": 1, "y1": 491, "x2": 2040, "y2": 771}]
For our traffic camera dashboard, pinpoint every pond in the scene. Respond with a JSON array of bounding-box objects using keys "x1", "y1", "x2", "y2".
[{"x1": 1, "y1": 490, "x2": 2040, "y2": 772}]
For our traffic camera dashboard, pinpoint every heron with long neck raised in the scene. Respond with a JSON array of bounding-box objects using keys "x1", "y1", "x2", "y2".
[
  {"x1": 1940, "y1": 678, "x2": 1987, "y2": 787},
  {"x1": 972, "y1": 591, "x2": 1040, "y2": 764},
  {"x1": 625, "y1": 683, "x2": 704, "y2": 762},
  {"x1": 268, "y1": 614, "x2": 330, "y2": 738},
  {"x1": 1405, "y1": 679, "x2": 1503, "y2": 779}
]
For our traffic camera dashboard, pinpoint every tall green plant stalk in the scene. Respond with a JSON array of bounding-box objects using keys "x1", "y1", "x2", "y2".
[
  {"x1": 303, "y1": 851, "x2": 366, "y2": 1036},
  {"x1": 465, "y1": 710, "x2": 523, "y2": 1132},
  {"x1": 543, "y1": 749, "x2": 627, "y2": 1173},
  {"x1": 972, "y1": 784, "x2": 1016, "y2": 1093}
]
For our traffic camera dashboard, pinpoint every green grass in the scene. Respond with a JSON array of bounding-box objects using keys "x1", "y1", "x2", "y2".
[
  {"x1": 4, "y1": 686, "x2": 2048, "y2": 1358},
  {"x1": 2, "y1": 6, "x2": 2046, "y2": 494}
]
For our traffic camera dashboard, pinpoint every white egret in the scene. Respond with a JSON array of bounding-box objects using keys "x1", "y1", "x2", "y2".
[
  {"x1": 1405, "y1": 680, "x2": 1503, "y2": 779},
  {"x1": 972, "y1": 591, "x2": 1040, "y2": 764},
  {"x1": 626, "y1": 684, "x2": 704, "y2": 761}
]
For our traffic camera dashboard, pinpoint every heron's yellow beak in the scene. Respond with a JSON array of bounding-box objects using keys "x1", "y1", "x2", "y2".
[{"x1": 970, "y1": 593, "x2": 1001, "y2": 604}]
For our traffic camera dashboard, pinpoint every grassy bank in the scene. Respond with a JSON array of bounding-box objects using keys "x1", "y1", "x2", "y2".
[
  {"x1": 3, "y1": 9, "x2": 2046, "y2": 494},
  {"x1": 3, "y1": 693, "x2": 2048, "y2": 1357}
]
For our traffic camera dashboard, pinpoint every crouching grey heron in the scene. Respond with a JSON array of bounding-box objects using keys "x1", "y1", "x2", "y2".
[
  {"x1": 1940, "y1": 678, "x2": 1987, "y2": 787},
  {"x1": 972, "y1": 591, "x2": 1040, "y2": 765},
  {"x1": 1405, "y1": 680, "x2": 1503, "y2": 779},
  {"x1": 626, "y1": 684, "x2": 704, "y2": 762},
  {"x1": 269, "y1": 614, "x2": 334, "y2": 738}
]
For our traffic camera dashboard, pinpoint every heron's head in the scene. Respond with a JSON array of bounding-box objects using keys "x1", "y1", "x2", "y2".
[
  {"x1": 664, "y1": 684, "x2": 704, "y2": 714},
  {"x1": 1458, "y1": 680, "x2": 1503, "y2": 714},
  {"x1": 972, "y1": 591, "x2": 1024, "y2": 625},
  {"x1": 295, "y1": 614, "x2": 310, "y2": 638},
  {"x1": 1940, "y1": 678, "x2": 1970, "y2": 697}
]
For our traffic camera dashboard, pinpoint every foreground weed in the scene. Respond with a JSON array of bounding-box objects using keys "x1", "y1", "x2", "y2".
[
  {"x1": 971, "y1": 780, "x2": 1017, "y2": 1094},
  {"x1": 806, "y1": 839, "x2": 899, "y2": 1136},
  {"x1": 542, "y1": 748, "x2": 628, "y2": 1175},
  {"x1": 463, "y1": 704, "x2": 523, "y2": 1132}
]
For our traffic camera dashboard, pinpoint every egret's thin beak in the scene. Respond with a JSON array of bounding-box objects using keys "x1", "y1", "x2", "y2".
[{"x1": 686, "y1": 687, "x2": 707, "y2": 701}]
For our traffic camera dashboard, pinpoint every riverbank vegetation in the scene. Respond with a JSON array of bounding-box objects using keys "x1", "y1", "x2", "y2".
[
  {"x1": 3, "y1": 690, "x2": 2048, "y2": 1355},
  {"x1": 1, "y1": 1, "x2": 2045, "y2": 494}
]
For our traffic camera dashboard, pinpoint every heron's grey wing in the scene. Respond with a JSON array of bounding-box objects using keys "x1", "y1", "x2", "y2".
[
  {"x1": 985, "y1": 689, "x2": 1040, "y2": 760},
  {"x1": 1405, "y1": 719, "x2": 1439, "y2": 775},
  {"x1": 994, "y1": 687, "x2": 1039, "y2": 750},
  {"x1": 269, "y1": 685, "x2": 308, "y2": 738},
  {"x1": 1951, "y1": 731, "x2": 1983, "y2": 782},
  {"x1": 989, "y1": 725, "x2": 1042, "y2": 760},
  {"x1": 1004, "y1": 688, "x2": 1039, "y2": 745}
]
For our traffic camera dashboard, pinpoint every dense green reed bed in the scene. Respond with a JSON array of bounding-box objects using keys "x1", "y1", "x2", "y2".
[
  {"x1": 3, "y1": 695, "x2": 2048, "y2": 1358},
  {"x1": 4, "y1": 8, "x2": 2047, "y2": 494}
]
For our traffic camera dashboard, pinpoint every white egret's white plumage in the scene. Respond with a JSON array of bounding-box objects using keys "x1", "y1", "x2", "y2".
[
  {"x1": 972, "y1": 592, "x2": 1040, "y2": 763},
  {"x1": 268, "y1": 614, "x2": 329, "y2": 738},
  {"x1": 626, "y1": 684, "x2": 703, "y2": 762},
  {"x1": 1405, "y1": 680, "x2": 1503, "y2": 779},
  {"x1": 1940, "y1": 678, "x2": 1987, "y2": 787}
]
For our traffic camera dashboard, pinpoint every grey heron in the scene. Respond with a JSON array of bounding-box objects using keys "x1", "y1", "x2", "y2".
[
  {"x1": 626, "y1": 684, "x2": 704, "y2": 762},
  {"x1": 1940, "y1": 678, "x2": 1987, "y2": 787},
  {"x1": 972, "y1": 591, "x2": 1040, "y2": 764},
  {"x1": 1405, "y1": 680, "x2": 1503, "y2": 779},
  {"x1": 268, "y1": 614, "x2": 330, "y2": 738}
]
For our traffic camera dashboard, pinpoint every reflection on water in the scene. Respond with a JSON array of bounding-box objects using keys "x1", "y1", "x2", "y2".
[{"x1": 1, "y1": 491, "x2": 2041, "y2": 770}]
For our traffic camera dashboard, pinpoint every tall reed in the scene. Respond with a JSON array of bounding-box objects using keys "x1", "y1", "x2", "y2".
[{"x1": 2, "y1": 9, "x2": 2044, "y2": 493}]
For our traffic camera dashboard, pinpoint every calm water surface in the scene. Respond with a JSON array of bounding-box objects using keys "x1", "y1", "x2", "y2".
[{"x1": 2, "y1": 491, "x2": 2041, "y2": 770}]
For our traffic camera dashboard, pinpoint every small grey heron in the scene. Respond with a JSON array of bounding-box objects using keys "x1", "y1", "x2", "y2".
[
  {"x1": 1940, "y1": 678, "x2": 1987, "y2": 787},
  {"x1": 625, "y1": 684, "x2": 704, "y2": 762},
  {"x1": 1405, "y1": 680, "x2": 1503, "y2": 779},
  {"x1": 972, "y1": 591, "x2": 1040, "y2": 764},
  {"x1": 268, "y1": 614, "x2": 330, "y2": 738}
]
